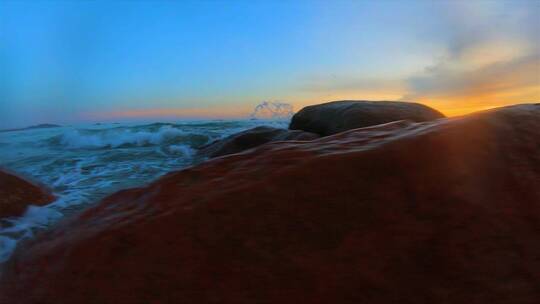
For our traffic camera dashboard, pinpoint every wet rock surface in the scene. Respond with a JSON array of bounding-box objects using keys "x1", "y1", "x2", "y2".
[
  {"x1": 1, "y1": 104, "x2": 539, "y2": 304},
  {"x1": 0, "y1": 170, "x2": 55, "y2": 218},
  {"x1": 289, "y1": 100, "x2": 445, "y2": 136},
  {"x1": 197, "y1": 126, "x2": 319, "y2": 158}
]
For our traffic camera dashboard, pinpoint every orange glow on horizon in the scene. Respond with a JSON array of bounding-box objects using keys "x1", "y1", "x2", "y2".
[
  {"x1": 94, "y1": 99, "x2": 538, "y2": 122},
  {"x1": 91, "y1": 81, "x2": 539, "y2": 121},
  {"x1": 91, "y1": 106, "x2": 253, "y2": 121}
]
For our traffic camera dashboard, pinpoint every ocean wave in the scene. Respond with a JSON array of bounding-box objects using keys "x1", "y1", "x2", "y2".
[
  {"x1": 250, "y1": 101, "x2": 294, "y2": 119},
  {"x1": 0, "y1": 118, "x2": 293, "y2": 263},
  {"x1": 0, "y1": 205, "x2": 63, "y2": 263},
  {"x1": 166, "y1": 144, "x2": 195, "y2": 156},
  {"x1": 46, "y1": 126, "x2": 210, "y2": 149}
]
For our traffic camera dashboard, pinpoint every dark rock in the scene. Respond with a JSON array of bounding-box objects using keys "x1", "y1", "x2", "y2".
[
  {"x1": 0, "y1": 170, "x2": 55, "y2": 218},
  {"x1": 197, "y1": 126, "x2": 319, "y2": 158},
  {"x1": 1, "y1": 104, "x2": 539, "y2": 304},
  {"x1": 289, "y1": 100, "x2": 445, "y2": 136}
]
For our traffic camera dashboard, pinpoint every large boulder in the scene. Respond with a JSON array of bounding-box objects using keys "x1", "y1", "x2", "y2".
[
  {"x1": 197, "y1": 126, "x2": 319, "y2": 158},
  {"x1": 0, "y1": 170, "x2": 55, "y2": 218},
  {"x1": 289, "y1": 100, "x2": 445, "y2": 136},
  {"x1": 1, "y1": 104, "x2": 539, "y2": 304}
]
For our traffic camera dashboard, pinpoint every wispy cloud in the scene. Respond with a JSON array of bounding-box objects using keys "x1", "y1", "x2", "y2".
[
  {"x1": 293, "y1": 1, "x2": 539, "y2": 116},
  {"x1": 403, "y1": 53, "x2": 540, "y2": 113},
  {"x1": 400, "y1": 1, "x2": 540, "y2": 115}
]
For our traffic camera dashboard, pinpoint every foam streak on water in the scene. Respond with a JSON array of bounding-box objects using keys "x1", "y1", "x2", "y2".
[{"x1": 0, "y1": 119, "x2": 289, "y2": 262}]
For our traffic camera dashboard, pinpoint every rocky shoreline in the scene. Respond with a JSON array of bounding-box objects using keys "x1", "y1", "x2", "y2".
[
  {"x1": 1, "y1": 101, "x2": 539, "y2": 303},
  {"x1": 198, "y1": 100, "x2": 445, "y2": 159},
  {"x1": 0, "y1": 169, "x2": 55, "y2": 219}
]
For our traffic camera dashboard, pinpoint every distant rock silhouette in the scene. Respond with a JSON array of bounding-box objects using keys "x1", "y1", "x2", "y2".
[
  {"x1": 197, "y1": 126, "x2": 319, "y2": 158},
  {"x1": 1, "y1": 104, "x2": 539, "y2": 304},
  {"x1": 0, "y1": 123, "x2": 61, "y2": 133},
  {"x1": 0, "y1": 170, "x2": 55, "y2": 218},
  {"x1": 289, "y1": 100, "x2": 444, "y2": 136}
]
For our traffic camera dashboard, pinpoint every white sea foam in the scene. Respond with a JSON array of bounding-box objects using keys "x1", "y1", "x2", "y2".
[
  {"x1": 250, "y1": 101, "x2": 294, "y2": 120},
  {"x1": 168, "y1": 144, "x2": 195, "y2": 156},
  {"x1": 0, "y1": 116, "x2": 293, "y2": 264},
  {"x1": 2, "y1": 206, "x2": 63, "y2": 234},
  {"x1": 0, "y1": 237, "x2": 16, "y2": 263},
  {"x1": 0, "y1": 205, "x2": 63, "y2": 262}
]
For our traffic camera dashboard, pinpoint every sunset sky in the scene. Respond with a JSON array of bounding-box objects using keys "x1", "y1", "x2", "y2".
[{"x1": 1, "y1": 0, "x2": 539, "y2": 128}]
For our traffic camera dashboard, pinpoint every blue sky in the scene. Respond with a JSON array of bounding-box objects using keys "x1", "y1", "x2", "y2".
[{"x1": 1, "y1": 0, "x2": 539, "y2": 128}]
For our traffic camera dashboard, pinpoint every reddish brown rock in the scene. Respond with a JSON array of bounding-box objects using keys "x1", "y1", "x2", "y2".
[
  {"x1": 1, "y1": 104, "x2": 539, "y2": 304},
  {"x1": 0, "y1": 170, "x2": 55, "y2": 218},
  {"x1": 289, "y1": 100, "x2": 445, "y2": 136},
  {"x1": 197, "y1": 126, "x2": 319, "y2": 158}
]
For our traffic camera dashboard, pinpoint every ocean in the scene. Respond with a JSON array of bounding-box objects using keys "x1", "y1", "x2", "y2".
[{"x1": 0, "y1": 118, "x2": 289, "y2": 262}]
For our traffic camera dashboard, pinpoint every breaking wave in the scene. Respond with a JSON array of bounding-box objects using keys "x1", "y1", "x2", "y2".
[
  {"x1": 0, "y1": 112, "x2": 293, "y2": 263},
  {"x1": 250, "y1": 101, "x2": 294, "y2": 120},
  {"x1": 47, "y1": 126, "x2": 210, "y2": 150}
]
